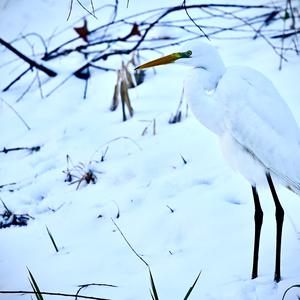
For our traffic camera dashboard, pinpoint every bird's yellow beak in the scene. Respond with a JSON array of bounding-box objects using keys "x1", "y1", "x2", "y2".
[{"x1": 135, "y1": 50, "x2": 192, "y2": 70}]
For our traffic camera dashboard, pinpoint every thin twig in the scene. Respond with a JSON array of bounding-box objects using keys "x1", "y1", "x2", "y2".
[
  {"x1": 2, "y1": 66, "x2": 32, "y2": 92},
  {"x1": 76, "y1": 0, "x2": 97, "y2": 19},
  {"x1": 36, "y1": 69, "x2": 44, "y2": 99},
  {"x1": 90, "y1": 0, "x2": 95, "y2": 16},
  {"x1": 111, "y1": 218, "x2": 149, "y2": 267},
  {"x1": 89, "y1": 64, "x2": 116, "y2": 72},
  {"x1": 0, "y1": 97, "x2": 31, "y2": 130},
  {"x1": 272, "y1": 29, "x2": 300, "y2": 39},
  {"x1": 43, "y1": 3, "x2": 282, "y2": 62},
  {"x1": 282, "y1": 284, "x2": 300, "y2": 300},
  {"x1": 67, "y1": 0, "x2": 74, "y2": 20},
  {"x1": 15, "y1": 74, "x2": 37, "y2": 102},
  {"x1": 0, "y1": 291, "x2": 110, "y2": 300},
  {"x1": 91, "y1": 136, "x2": 142, "y2": 162},
  {"x1": 0, "y1": 146, "x2": 40, "y2": 154},
  {"x1": 182, "y1": 0, "x2": 210, "y2": 40},
  {"x1": 279, "y1": 0, "x2": 289, "y2": 70},
  {"x1": 45, "y1": 72, "x2": 74, "y2": 98},
  {"x1": 208, "y1": 6, "x2": 287, "y2": 61},
  {"x1": 83, "y1": 76, "x2": 89, "y2": 99},
  {"x1": 75, "y1": 284, "x2": 117, "y2": 300},
  {"x1": 0, "y1": 182, "x2": 17, "y2": 190}
]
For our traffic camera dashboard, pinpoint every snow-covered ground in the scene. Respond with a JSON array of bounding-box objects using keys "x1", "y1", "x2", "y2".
[{"x1": 1, "y1": 0, "x2": 300, "y2": 299}]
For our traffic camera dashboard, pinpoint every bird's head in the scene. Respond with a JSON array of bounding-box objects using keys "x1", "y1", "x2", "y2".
[{"x1": 135, "y1": 40, "x2": 225, "y2": 72}]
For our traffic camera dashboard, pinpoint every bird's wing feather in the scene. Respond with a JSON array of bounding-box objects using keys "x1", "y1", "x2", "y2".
[
  {"x1": 216, "y1": 66, "x2": 300, "y2": 192},
  {"x1": 217, "y1": 66, "x2": 300, "y2": 143}
]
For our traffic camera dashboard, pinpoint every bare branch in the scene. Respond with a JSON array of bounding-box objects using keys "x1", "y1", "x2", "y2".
[
  {"x1": 0, "y1": 146, "x2": 40, "y2": 154},
  {"x1": 0, "y1": 37, "x2": 57, "y2": 77},
  {"x1": 2, "y1": 66, "x2": 32, "y2": 92},
  {"x1": 2, "y1": 2, "x2": 298, "y2": 97}
]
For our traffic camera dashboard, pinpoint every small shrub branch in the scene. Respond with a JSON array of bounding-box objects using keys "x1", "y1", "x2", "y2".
[{"x1": 0, "y1": 38, "x2": 57, "y2": 77}]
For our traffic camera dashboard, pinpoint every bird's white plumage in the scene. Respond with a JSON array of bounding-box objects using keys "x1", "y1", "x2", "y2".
[{"x1": 181, "y1": 41, "x2": 300, "y2": 192}]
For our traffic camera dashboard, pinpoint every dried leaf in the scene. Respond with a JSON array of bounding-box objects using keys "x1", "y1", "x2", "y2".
[
  {"x1": 127, "y1": 23, "x2": 141, "y2": 38},
  {"x1": 111, "y1": 83, "x2": 120, "y2": 111},
  {"x1": 74, "y1": 19, "x2": 89, "y2": 42}
]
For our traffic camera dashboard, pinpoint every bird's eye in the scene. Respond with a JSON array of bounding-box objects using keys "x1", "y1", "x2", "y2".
[{"x1": 186, "y1": 50, "x2": 192, "y2": 56}]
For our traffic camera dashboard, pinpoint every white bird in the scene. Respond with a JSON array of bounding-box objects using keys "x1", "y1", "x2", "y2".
[{"x1": 136, "y1": 40, "x2": 300, "y2": 282}]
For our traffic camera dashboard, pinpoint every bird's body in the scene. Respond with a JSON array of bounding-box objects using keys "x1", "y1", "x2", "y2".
[
  {"x1": 185, "y1": 63, "x2": 300, "y2": 192},
  {"x1": 136, "y1": 40, "x2": 299, "y2": 281}
]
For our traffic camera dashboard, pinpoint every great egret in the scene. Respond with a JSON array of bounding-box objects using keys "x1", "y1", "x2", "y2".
[{"x1": 136, "y1": 40, "x2": 300, "y2": 282}]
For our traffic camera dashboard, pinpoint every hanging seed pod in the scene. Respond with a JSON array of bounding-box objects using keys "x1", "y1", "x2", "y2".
[
  {"x1": 131, "y1": 51, "x2": 146, "y2": 86},
  {"x1": 74, "y1": 66, "x2": 90, "y2": 79},
  {"x1": 122, "y1": 61, "x2": 135, "y2": 89},
  {"x1": 120, "y1": 79, "x2": 127, "y2": 121},
  {"x1": 169, "y1": 113, "x2": 175, "y2": 124},
  {"x1": 120, "y1": 79, "x2": 129, "y2": 121},
  {"x1": 169, "y1": 113, "x2": 178, "y2": 124},
  {"x1": 168, "y1": 110, "x2": 182, "y2": 124},
  {"x1": 134, "y1": 69, "x2": 146, "y2": 86},
  {"x1": 124, "y1": 92, "x2": 134, "y2": 118},
  {"x1": 129, "y1": 52, "x2": 136, "y2": 68},
  {"x1": 120, "y1": 78, "x2": 134, "y2": 119},
  {"x1": 110, "y1": 70, "x2": 121, "y2": 111},
  {"x1": 176, "y1": 111, "x2": 182, "y2": 122}
]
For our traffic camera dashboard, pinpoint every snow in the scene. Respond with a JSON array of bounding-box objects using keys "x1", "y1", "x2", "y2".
[{"x1": 1, "y1": 0, "x2": 300, "y2": 299}]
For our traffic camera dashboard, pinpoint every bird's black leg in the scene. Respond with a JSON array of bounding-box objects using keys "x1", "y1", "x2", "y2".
[
  {"x1": 266, "y1": 172, "x2": 284, "y2": 282},
  {"x1": 251, "y1": 185, "x2": 263, "y2": 279}
]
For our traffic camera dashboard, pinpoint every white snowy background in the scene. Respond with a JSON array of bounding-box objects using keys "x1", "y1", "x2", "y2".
[{"x1": 0, "y1": 0, "x2": 300, "y2": 299}]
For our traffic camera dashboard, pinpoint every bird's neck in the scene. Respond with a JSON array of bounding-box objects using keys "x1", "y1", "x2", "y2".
[{"x1": 184, "y1": 66, "x2": 225, "y2": 135}]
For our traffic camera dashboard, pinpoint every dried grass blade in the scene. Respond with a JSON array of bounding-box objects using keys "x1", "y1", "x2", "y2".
[
  {"x1": 46, "y1": 226, "x2": 59, "y2": 252},
  {"x1": 183, "y1": 271, "x2": 201, "y2": 300},
  {"x1": 27, "y1": 268, "x2": 44, "y2": 300},
  {"x1": 148, "y1": 268, "x2": 159, "y2": 300}
]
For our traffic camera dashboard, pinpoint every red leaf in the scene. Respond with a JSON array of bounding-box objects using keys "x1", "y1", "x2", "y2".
[
  {"x1": 74, "y1": 19, "x2": 89, "y2": 42},
  {"x1": 129, "y1": 23, "x2": 141, "y2": 37}
]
